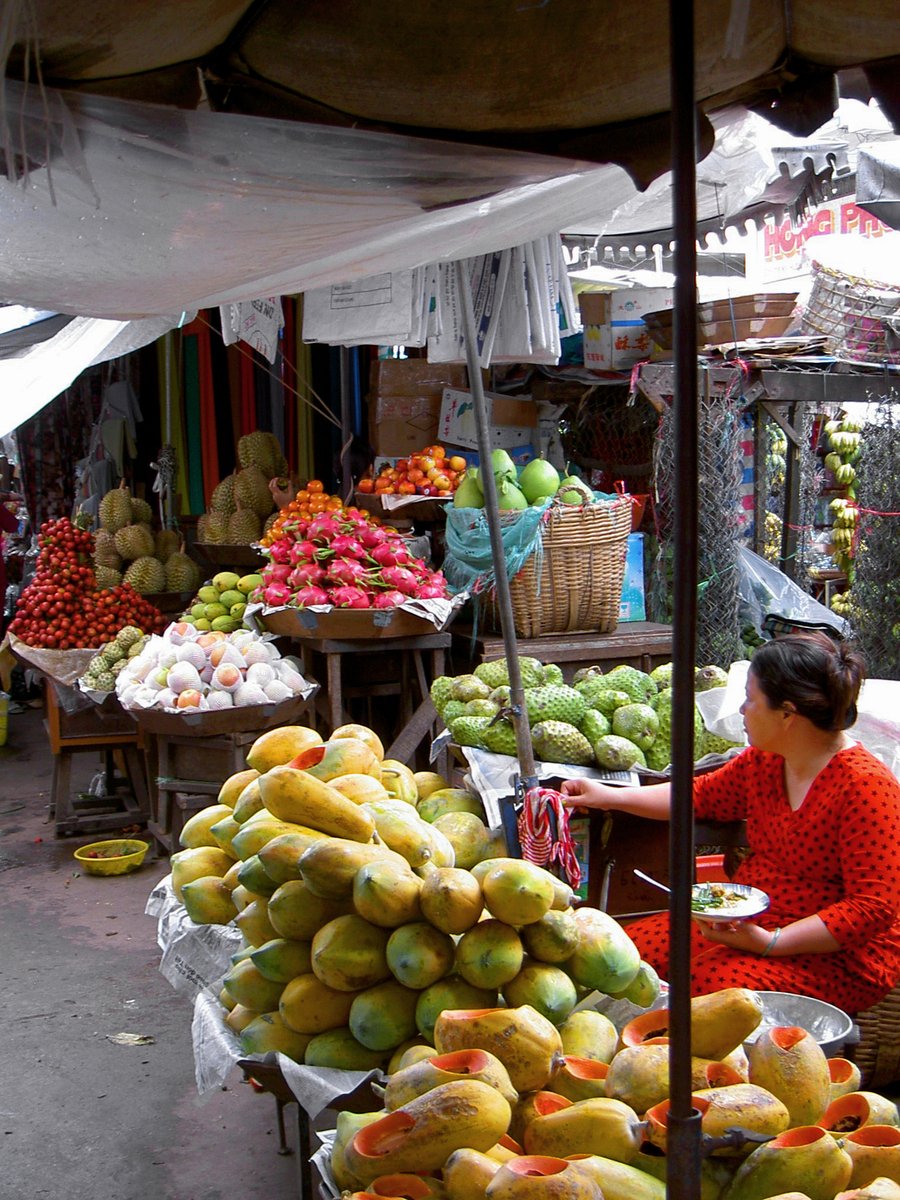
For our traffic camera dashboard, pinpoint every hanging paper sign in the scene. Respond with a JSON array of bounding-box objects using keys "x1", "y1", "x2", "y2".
[{"x1": 220, "y1": 297, "x2": 283, "y2": 363}]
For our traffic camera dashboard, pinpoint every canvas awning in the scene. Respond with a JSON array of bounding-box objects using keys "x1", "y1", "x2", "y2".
[{"x1": 857, "y1": 140, "x2": 900, "y2": 229}]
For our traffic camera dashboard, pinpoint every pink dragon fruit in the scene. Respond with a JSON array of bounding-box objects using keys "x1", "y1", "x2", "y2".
[
  {"x1": 415, "y1": 582, "x2": 448, "y2": 599},
  {"x1": 288, "y1": 563, "x2": 326, "y2": 589},
  {"x1": 262, "y1": 581, "x2": 292, "y2": 607},
  {"x1": 268, "y1": 538, "x2": 292, "y2": 564},
  {"x1": 263, "y1": 562, "x2": 292, "y2": 584},
  {"x1": 378, "y1": 565, "x2": 419, "y2": 595},
  {"x1": 326, "y1": 557, "x2": 370, "y2": 587},
  {"x1": 373, "y1": 590, "x2": 407, "y2": 608},
  {"x1": 308, "y1": 513, "x2": 345, "y2": 543},
  {"x1": 330, "y1": 585, "x2": 371, "y2": 609},
  {"x1": 371, "y1": 541, "x2": 412, "y2": 568},
  {"x1": 330, "y1": 534, "x2": 367, "y2": 560},
  {"x1": 291, "y1": 584, "x2": 330, "y2": 607}
]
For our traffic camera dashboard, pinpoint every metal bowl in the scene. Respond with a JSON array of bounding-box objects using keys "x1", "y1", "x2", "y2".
[{"x1": 746, "y1": 991, "x2": 856, "y2": 1057}]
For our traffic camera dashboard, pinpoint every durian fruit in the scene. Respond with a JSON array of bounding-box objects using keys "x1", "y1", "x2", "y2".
[
  {"x1": 264, "y1": 432, "x2": 289, "y2": 478},
  {"x1": 95, "y1": 565, "x2": 123, "y2": 589},
  {"x1": 93, "y1": 529, "x2": 122, "y2": 569},
  {"x1": 237, "y1": 431, "x2": 277, "y2": 475},
  {"x1": 130, "y1": 496, "x2": 154, "y2": 524},
  {"x1": 123, "y1": 556, "x2": 166, "y2": 594},
  {"x1": 155, "y1": 528, "x2": 180, "y2": 563},
  {"x1": 263, "y1": 512, "x2": 279, "y2": 534},
  {"x1": 197, "y1": 512, "x2": 229, "y2": 544},
  {"x1": 98, "y1": 483, "x2": 134, "y2": 533},
  {"x1": 234, "y1": 465, "x2": 274, "y2": 516},
  {"x1": 165, "y1": 550, "x2": 202, "y2": 594},
  {"x1": 227, "y1": 506, "x2": 262, "y2": 544},
  {"x1": 210, "y1": 474, "x2": 238, "y2": 516},
  {"x1": 114, "y1": 522, "x2": 155, "y2": 561}
]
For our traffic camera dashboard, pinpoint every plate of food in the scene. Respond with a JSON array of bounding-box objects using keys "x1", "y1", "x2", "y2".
[{"x1": 690, "y1": 881, "x2": 769, "y2": 922}]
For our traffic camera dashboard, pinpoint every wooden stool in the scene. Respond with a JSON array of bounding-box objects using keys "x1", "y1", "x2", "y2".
[
  {"x1": 44, "y1": 682, "x2": 149, "y2": 838},
  {"x1": 148, "y1": 728, "x2": 260, "y2": 855}
]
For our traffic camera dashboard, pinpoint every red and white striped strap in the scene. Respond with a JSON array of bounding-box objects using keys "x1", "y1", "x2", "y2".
[{"x1": 518, "y1": 785, "x2": 582, "y2": 889}]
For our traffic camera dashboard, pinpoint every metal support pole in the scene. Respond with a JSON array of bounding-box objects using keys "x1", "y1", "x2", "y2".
[
  {"x1": 667, "y1": 0, "x2": 703, "y2": 1196},
  {"x1": 455, "y1": 260, "x2": 538, "y2": 788}
]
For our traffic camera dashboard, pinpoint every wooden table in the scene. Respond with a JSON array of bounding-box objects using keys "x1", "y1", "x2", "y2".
[
  {"x1": 451, "y1": 621, "x2": 673, "y2": 681},
  {"x1": 43, "y1": 681, "x2": 149, "y2": 838},
  {"x1": 292, "y1": 631, "x2": 451, "y2": 770}
]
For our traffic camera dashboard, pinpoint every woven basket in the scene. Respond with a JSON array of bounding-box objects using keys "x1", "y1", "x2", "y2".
[
  {"x1": 847, "y1": 982, "x2": 900, "y2": 1087},
  {"x1": 493, "y1": 497, "x2": 632, "y2": 638},
  {"x1": 800, "y1": 256, "x2": 900, "y2": 365}
]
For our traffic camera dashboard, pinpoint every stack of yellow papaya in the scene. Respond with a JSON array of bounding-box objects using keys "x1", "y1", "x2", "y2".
[{"x1": 169, "y1": 719, "x2": 900, "y2": 1200}]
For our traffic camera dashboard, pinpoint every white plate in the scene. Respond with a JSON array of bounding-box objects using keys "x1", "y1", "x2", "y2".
[{"x1": 690, "y1": 882, "x2": 769, "y2": 922}]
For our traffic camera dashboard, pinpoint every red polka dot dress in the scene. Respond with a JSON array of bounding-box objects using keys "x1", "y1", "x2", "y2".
[{"x1": 625, "y1": 744, "x2": 900, "y2": 1014}]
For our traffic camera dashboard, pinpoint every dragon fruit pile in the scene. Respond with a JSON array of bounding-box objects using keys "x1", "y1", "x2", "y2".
[{"x1": 253, "y1": 510, "x2": 450, "y2": 610}]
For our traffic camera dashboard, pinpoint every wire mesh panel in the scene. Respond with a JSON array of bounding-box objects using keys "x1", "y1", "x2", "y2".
[
  {"x1": 851, "y1": 395, "x2": 900, "y2": 680},
  {"x1": 649, "y1": 370, "x2": 747, "y2": 667},
  {"x1": 560, "y1": 383, "x2": 659, "y2": 494}
]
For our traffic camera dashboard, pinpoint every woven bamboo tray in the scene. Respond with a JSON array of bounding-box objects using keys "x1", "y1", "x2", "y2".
[{"x1": 493, "y1": 497, "x2": 632, "y2": 638}]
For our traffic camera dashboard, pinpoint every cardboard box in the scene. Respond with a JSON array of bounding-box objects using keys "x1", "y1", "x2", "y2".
[
  {"x1": 438, "y1": 388, "x2": 537, "y2": 451},
  {"x1": 618, "y1": 532, "x2": 647, "y2": 622},
  {"x1": 368, "y1": 394, "x2": 442, "y2": 456},
  {"x1": 583, "y1": 323, "x2": 654, "y2": 371},
  {"x1": 369, "y1": 359, "x2": 468, "y2": 397},
  {"x1": 578, "y1": 287, "x2": 674, "y2": 326}
]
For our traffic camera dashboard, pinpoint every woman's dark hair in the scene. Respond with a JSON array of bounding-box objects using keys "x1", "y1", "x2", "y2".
[{"x1": 749, "y1": 631, "x2": 867, "y2": 731}]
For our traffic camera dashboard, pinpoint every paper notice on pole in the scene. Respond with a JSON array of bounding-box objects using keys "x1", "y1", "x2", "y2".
[
  {"x1": 219, "y1": 296, "x2": 283, "y2": 363},
  {"x1": 302, "y1": 271, "x2": 415, "y2": 344}
]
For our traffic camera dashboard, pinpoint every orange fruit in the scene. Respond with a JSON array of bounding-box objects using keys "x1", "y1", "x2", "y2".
[
  {"x1": 307, "y1": 479, "x2": 324, "y2": 493},
  {"x1": 358, "y1": 479, "x2": 375, "y2": 494}
]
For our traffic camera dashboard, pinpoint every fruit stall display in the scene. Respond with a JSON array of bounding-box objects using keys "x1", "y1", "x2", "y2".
[
  {"x1": 362, "y1": 444, "x2": 469, "y2": 498},
  {"x1": 252, "y1": 506, "x2": 450, "y2": 612},
  {"x1": 93, "y1": 482, "x2": 203, "y2": 596},
  {"x1": 451, "y1": 451, "x2": 584, "y2": 512},
  {"x1": 165, "y1": 722, "x2": 899, "y2": 1200},
  {"x1": 8, "y1": 516, "x2": 168, "y2": 649},
  {"x1": 179, "y1": 570, "x2": 263, "y2": 634},
  {"x1": 111, "y1": 621, "x2": 313, "y2": 714},
  {"x1": 196, "y1": 431, "x2": 288, "y2": 547},
  {"x1": 429, "y1": 658, "x2": 742, "y2": 772}
]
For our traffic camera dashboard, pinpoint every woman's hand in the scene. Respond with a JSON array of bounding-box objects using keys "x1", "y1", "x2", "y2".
[
  {"x1": 693, "y1": 918, "x2": 774, "y2": 955},
  {"x1": 269, "y1": 476, "x2": 298, "y2": 509},
  {"x1": 560, "y1": 777, "x2": 620, "y2": 812}
]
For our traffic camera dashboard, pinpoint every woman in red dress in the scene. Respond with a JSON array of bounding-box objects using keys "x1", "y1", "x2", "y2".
[{"x1": 561, "y1": 632, "x2": 900, "y2": 1014}]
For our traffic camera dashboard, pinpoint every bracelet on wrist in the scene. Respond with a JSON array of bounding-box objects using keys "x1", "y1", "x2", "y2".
[{"x1": 761, "y1": 927, "x2": 782, "y2": 958}]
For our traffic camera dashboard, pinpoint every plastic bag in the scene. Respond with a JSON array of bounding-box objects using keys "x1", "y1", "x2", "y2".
[{"x1": 737, "y1": 545, "x2": 850, "y2": 640}]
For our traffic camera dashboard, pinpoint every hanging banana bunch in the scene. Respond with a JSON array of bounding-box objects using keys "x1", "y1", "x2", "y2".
[{"x1": 823, "y1": 414, "x2": 865, "y2": 610}]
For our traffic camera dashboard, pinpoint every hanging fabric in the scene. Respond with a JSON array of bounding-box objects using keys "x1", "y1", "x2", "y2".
[
  {"x1": 195, "y1": 319, "x2": 219, "y2": 507},
  {"x1": 181, "y1": 331, "x2": 205, "y2": 514}
]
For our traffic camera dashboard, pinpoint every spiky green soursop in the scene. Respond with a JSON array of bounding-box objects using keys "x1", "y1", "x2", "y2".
[
  {"x1": 430, "y1": 675, "x2": 455, "y2": 714},
  {"x1": 593, "y1": 734, "x2": 643, "y2": 771},
  {"x1": 700, "y1": 729, "x2": 744, "y2": 757},
  {"x1": 465, "y1": 698, "x2": 500, "y2": 718},
  {"x1": 481, "y1": 718, "x2": 519, "y2": 756},
  {"x1": 449, "y1": 674, "x2": 492, "y2": 703},
  {"x1": 644, "y1": 740, "x2": 671, "y2": 771},
  {"x1": 531, "y1": 720, "x2": 594, "y2": 766},
  {"x1": 474, "y1": 656, "x2": 544, "y2": 689},
  {"x1": 577, "y1": 679, "x2": 633, "y2": 719},
  {"x1": 489, "y1": 685, "x2": 512, "y2": 708},
  {"x1": 649, "y1": 662, "x2": 673, "y2": 691},
  {"x1": 572, "y1": 664, "x2": 604, "y2": 684},
  {"x1": 579, "y1": 709, "x2": 611, "y2": 742},
  {"x1": 441, "y1": 699, "x2": 468, "y2": 725},
  {"x1": 524, "y1": 685, "x2": 587, "y2": 727},
  {"x1": 449, "y1": 715, "x2": 492, "y2": 748},
  {"x1": 611, "y1": 703, "x2": 659, "y2": 752},
  {"x1": 605, "y1": 665, "x2": 656, "y2": 705},
  {"x1": 542, "y1": 663, "x2": 565, "y2": 685},
  {"x1": 695, "y1": 664, "x2": 729, "y2": 691}
]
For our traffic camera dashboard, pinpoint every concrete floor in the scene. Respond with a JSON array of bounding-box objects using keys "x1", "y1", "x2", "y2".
[{"x1": 0, "y1": 706, "x2": 300, "y2": 1200}]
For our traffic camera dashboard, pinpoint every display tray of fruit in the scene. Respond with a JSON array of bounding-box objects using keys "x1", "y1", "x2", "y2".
[
  {"x1": 115, "y1": 622, "x2": 317, "y2": 736},
  {"x1": 258, "y1": 599, "x2": 462, "y2": 641},
  {"x1": 430, "y1": 657, "x2": 744, "y2": 772}
]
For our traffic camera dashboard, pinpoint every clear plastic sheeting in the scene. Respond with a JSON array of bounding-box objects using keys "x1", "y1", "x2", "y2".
[
  {"x1": 0, "y1": 80, "x2": 636, "y2": 320},
  {"x1": 192, "y1": 988, "x2": 245, "y2": 1096},
  {"x1": 146, "y1": 874, "x2": 242, "y2": 997}
]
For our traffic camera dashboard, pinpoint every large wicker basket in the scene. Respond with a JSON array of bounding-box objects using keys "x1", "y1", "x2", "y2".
[
  {"x1": 494, "y1": 497, "x2": 633, "y2": 638},
  {"x1": 847, "y1": 982, "x2": 900, "y2": 1087}
]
